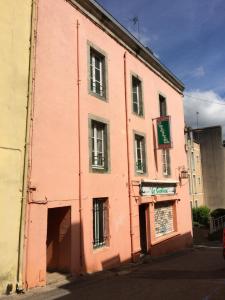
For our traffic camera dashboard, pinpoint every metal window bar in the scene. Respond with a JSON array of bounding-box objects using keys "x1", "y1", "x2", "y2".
[{"x1": 93, "y1": 199, "x2": 108, "y2": 248}]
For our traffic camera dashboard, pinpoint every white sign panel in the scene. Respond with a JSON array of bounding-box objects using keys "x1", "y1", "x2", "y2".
[{"x1": 141, "y1": 186, "x2": 176, "y2": 196}]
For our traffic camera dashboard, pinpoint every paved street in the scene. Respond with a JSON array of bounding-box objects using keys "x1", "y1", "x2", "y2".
[{"x1": 4, "y1": 246, "x2": 225, "y2": 300}]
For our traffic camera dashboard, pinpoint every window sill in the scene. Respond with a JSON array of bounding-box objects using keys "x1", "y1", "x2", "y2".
[
  {"x1": 93, "y1": 245, "x2": 110, "y2": 253},
  {"x1": 136, "y1": 170, "x2": 144, "y2": 174},
  {"x1": 132, "y1": 112, "x2": 145, "y2": 119},
  {"x1": 151, "y1": 231, "x2": 180, "y2": 246},
  {"x1": 92, "y1": 165, "x2": 105, "y2": 170},
  {"x1": 89, "y1": 90, "x2": 107, "y2": 102}
]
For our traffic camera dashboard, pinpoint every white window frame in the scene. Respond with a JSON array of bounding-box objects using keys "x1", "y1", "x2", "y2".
[
  {"x1": 92, "y1": 122, "x2": 105, "y2": 169},
  {"x1": 135, "y1": 135, "x2": 145, "y2": 173},
  {"x1": 162, "y1": 149, "x2": 171, "y2": 176},
  {"x1": 132, "y1": 77, "x2": 143, "y2": 116},
  {"x1": 90, "y1": 49, "x2": 104, "y2": 97}
]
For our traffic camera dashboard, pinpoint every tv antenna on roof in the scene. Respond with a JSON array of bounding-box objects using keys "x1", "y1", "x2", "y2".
[{"x1": 129, "y1": 16, "x2": 140, "y2": 40}]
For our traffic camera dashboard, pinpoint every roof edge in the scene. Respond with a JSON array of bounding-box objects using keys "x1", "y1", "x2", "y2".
[{"x1": 68, "y1": 0, "x2": 185, "y2": 93}]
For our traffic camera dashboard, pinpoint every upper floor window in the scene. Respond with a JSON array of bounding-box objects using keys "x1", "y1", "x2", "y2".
[
  {"x1": 132, "y1": 76, "x2": 143, "y2": 116},
  {"x1": 162, "y1": 149, "x2": 171, "y2": 176},
  {"x1": 193, "y1": 174, "x2": 197, "y2": 194},
  {"x1": 90, "y1": 48, "x2": 106, "y2": 98},
  {"x1": 91, "y1": 120, "x2": 108, "y2": 171},
  {"x1": 159, "y1": 94, "x2": 167, "y2": 116},
  {"x1": 134, "y1": 134, "x2": 146, "y2": 174},
  {"x1": 191, "y1": 152, "x2": 195, "y2": 171}
]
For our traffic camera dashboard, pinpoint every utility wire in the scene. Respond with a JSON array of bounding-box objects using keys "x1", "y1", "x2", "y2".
[{"x1": 184, "y1": 93, "x2": 225, "y2": 106}]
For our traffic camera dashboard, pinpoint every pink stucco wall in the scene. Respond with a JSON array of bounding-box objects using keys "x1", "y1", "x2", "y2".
[{"x1": 24, "y1": 0, "x2": 192, "y2": 289}]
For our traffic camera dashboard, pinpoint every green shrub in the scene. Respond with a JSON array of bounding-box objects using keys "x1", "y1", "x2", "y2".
[
  {"x1": 210, "y1": 208, "x2": 225, "y2": 219},
  {"x1": 192, "y1": 206, "x2": 210, "y2": 226}
]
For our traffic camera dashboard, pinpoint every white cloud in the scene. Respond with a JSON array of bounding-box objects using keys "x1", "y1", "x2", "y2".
[
  {"x1": 192, "y1": 66, "x2": 205, "y2": 78},
  {"x1": 184, "y1": 90, "x2": 225, "y2": 138}
]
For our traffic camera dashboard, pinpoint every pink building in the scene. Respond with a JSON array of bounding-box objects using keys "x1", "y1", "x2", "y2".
[{"x1": 23, "y1": 0, "x2": 192, "y2": 289}]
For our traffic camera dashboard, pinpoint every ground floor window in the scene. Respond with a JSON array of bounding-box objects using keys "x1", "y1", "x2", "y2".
[
  {"x1": 154, "y1": 201, "x2": 174, "y2": 238},
  {"x1": 93, "y1": 198, "x2": 109, "y2": 248}
]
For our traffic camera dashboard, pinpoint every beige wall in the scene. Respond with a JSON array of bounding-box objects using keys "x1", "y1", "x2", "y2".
[
  {"x1": 186, "y1": 135, "x2": 204, "y2": 207},
  {"x1": 0, "y1": 0, "x2": 31, "y2": 294}
]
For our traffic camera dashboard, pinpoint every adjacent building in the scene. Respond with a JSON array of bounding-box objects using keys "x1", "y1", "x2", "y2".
[
  {"x1": 0, "y1": 0, "x2": 32, "y2": 294},
  {"x1": 193, "y1": 126, "x2": 225, "y2": 210},
  {"x1": 185, "y1": 128, "x2": 204, "y2": 208},
  {"x1": 0, "y1": 0, "x2": 193, "y2": 293}
]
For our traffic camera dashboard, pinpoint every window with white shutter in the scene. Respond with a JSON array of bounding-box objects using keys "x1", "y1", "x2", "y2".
[{"x1": 154, "y1": 201, "x2": 174, "y2": 237}]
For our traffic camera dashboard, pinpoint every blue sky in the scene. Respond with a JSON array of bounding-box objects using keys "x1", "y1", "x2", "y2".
[{"x1": 96, "y1": 0, "x2": 225, "y2": 136}]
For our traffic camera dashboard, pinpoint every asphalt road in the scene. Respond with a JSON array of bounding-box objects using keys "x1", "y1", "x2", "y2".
[{"x1": 4, "y1": 246, "x2": 225, "y2": 300}]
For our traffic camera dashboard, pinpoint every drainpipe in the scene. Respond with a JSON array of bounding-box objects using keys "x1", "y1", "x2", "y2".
[
  {"x1": 76, "y1": 20, "x2": 83, "y2": 272},
  {"x1": 123, "y1": 52, "x2": 134, "y2": 261},
  {"x1": 16, "y1": 0, "x2": 38, "y2": 292}
]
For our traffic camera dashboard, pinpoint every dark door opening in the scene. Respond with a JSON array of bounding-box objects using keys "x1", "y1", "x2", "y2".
[
  {"x1": 139, "y1": 204, "x2": 148, "y2": 254},
  {"x1": 47, "y1": 206, "x2": 71, "y2": 274}
]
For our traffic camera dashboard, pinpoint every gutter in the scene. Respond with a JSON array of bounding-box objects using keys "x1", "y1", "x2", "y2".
[
  {"x1": 16, "y1": 0, "x2": 38, "y2": 292},
  {"x1": 67, "y1": 0, "x2": 184, "y2": 93}
]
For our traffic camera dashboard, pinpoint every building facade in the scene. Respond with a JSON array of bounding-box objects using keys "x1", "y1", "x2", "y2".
[
  {"x1": 0, "y1": 0, "x2": 32, "y2": 294},
  {"x1": 185, "y1": 129, "x2": 204, "y2": 207},
  {"x1": 0, "y1": 0, "x2": 193, "y2": 293},
  {"x1": 193, "y1": 126, "x2": 225, "y2": 210},
  {"x1": 22, "y1": 0, "x2": 192, "y2": 290}
]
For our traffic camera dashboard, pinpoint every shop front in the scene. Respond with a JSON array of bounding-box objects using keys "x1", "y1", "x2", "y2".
[{"x1": 138, "y1": 179, "x2": 181, "y2": 256}]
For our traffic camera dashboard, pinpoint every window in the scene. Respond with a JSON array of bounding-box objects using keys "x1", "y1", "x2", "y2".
[
  {"x1": 90, "y1": 48, "x2": 105, "y2": 97},
  {"x1": 196, "y1": 155, "x2": 199, "y2": 163},
  {"x1": 162, "y1": 149, "x2": 171, "y2": 176},
  {"x1": 134, "y1": 134, "x2": 146, "y2": 174},
  {"x1": 154, "y1": 201, "x2": 174, "y2": 238},
  {"x1": 91, "y1": 120, "x2": 107, "y2": 170},
  {"x1": 132, "y1": 76, "x2": 143, "y2": 116},
  {"x1": 159, "y1": 94, "x2": 167, "y2": 116},
  {"x1": 191, "y1": 152, "x2": 195, "y2": 170},
  {"x1": 93, "y1": 198, "x2": 109, "y2": 248},
  {"x1": 193, "y1": 174, "x2": 196, "y2": 194},
  {"x1": 188, "y1": 175, "x2": 192, "y2": 195}
]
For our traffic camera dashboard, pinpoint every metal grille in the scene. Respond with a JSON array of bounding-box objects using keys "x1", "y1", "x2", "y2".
[
  {"x1": 154, "y1": 201, "x2": 174, "y2": 237},
  {"x1": 93, "y1": 198, "x2": 109, "y2": 248}
]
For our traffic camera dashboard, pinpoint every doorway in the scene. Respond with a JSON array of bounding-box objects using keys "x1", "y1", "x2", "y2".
[
  {"x1": 46, "y1": 206, "x2": 71, "y2": 274},
  {"x1": 139, "y1": 204, "x2": 149, "y2": 254}
]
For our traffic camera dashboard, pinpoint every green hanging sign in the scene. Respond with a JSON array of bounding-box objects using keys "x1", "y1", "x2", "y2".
[{"x1": 157, "y1": 116, "x2": 172, "y2": 148}]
